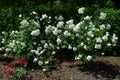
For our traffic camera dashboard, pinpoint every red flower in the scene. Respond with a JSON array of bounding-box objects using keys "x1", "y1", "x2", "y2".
[
  {"x1": 9, "y1": 70, "x2": 15, "y2": 76},
  {"x1": 19, "y1": 59, "x2": 26, "y2": 66},
  {"x1": 3, "y1": 69, "x2": 9, "y2": 74},
  {"x1": 8, "y1": 62, "x2": 14, "y2": 68}
]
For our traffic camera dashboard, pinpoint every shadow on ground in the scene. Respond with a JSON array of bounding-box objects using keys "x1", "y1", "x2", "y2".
[{"x1": 74, "y1": 61, "x2": 120, "y2": 79}]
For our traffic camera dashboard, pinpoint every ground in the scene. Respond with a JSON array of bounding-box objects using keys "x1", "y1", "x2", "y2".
[{"x1": 0, "y1": 54, "x2": 120, "y2": 80}]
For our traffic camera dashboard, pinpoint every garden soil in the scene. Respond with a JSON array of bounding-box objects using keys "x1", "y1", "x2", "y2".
[{"x1": 0, "y1": 55, "x2": 120, "y2": 80}]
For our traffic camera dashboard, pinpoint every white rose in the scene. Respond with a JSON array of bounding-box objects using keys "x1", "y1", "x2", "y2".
[
  {"x1": 33, "y1": 58, "x2": 38, "y2": 63},
  {"x1": 73, "y1": 47, "x2": 77, "y2": 51},
  {"x1": 83, "y1": 45, "x2": 87, "y2": 50},
  {"x1": 5, "y1": 48, "x2": 11, "y2": 52},
  {"x1": 32, "y1": 11, "x2": 37, "y2": 15},
  {"x1": 42, "y1": 68, "x2": 47, "y2": 72},
  {"x1": 101, "y1": 52, "x2": 105, "y2": 55},
  {"x1": 19, "y1": 14, "x2": 22, "y2": 18},
  {"x1": 78, "y1": 7, "x2": 85, "y2": 14},
  {"x1": 42, "y1": 14, "x2": 48, "y2": 19},
  {"x1": 31, "y1": 50, "x2": 36, "y2": 53},
  {"x1": 44, "y1": 61, "x2": 49, "y2": 64},
  {"x1": 66, "y1": 19, "x2": 74, "y2": 25},
  {"x1": 95, "y1": 37, "x2": 102, "y2": 43},
  {"x1": 44, "y1": 43, "x2": 48, "y2": 48},
  {"x1": 31, "y1": 29, "x2": 40, "y2": 36},
  {"x1": 107, "y1": 43, "x2": 111, "y2": 47},
  {"x1": 86, "y1": 55, "x2": 92, "y2": 61},
  {"x1": 38, "y1": 61, "x2": 43, "y2": 66},
  {"x1": 52, "y1": 51, "x2": 56, "y2": 55},
  {"x1": 84, "y1": 16, "x2": 92, "y2": 20},
  {"x1": 102, "y1": 35, "x2": 108, "y2": 41},
  {"x1": 94, "y1": 44, "x2": 101, "y2": 49},
  {"x1": 106, "y1": 24, "x2": 111, "y2": 30},
  {"x1": 68, "y1": 45, "x2": 72, "y2": 49},
  {"x1": 99, "y1": 12, "x2": 106, "y2": 20},
  {"x1": 20, "y1": 19, "x2": 29, "y2": 27},
  {"x1": 57, "y1": 22, "x2": 64, "y2": 28},
  {"x1": 56, "y1": 38, "x2": 62, "y2": 44},
  {"x1": 99, "y1": 24, "x2": 105, "y2": 30}
]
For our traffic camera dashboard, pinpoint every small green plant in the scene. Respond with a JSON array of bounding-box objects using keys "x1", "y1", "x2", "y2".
[{"x1": 3, "y1": 59, "x2": 27, "y2": 80}]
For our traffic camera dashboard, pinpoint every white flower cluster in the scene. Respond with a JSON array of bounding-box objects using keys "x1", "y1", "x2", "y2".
[
  {"x1": 78, "y1": 7, "x2": 85, "y2": 14},
  {"x1": 20, "y1": 19, "x2": 29, "y2": 27},
  {"x1": 31, "y1": 29, "x2": 40, "y2": 36},
  {"x1": 99, "y1": 12, "x2": 106, "y2": 20},
  {"x1": 5, "y1": 40, "x2": 26, "y2": 53}
]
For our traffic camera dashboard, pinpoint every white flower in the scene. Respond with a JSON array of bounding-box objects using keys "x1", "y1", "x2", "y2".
[
  {"x1": 75, "y1": 54, "x2": 82, "y2": 60},
  {"x1": 35, "y1": 50, "x2": 40, "y2": 55},
  {"x1": 87, "y1": 38, "x2": 90, "y2": 41},
  {"x1": 95, "y1": 37, "x2": 102, "y2": 43},
  {"x1": 73, "y1": 47, "x2": 77, "y2": 51},
  {"x1": 44, "y1": 43, "x2": 48, "y2": 48},
  {"x1": 52, "y1": 51, "x2": 56, "y2": 55},
  {"x1": 20, "y1": 19, "x2": 29, "y2": 27},
  {"x1": 44, "y1": 61, "x2": 49, "y2": 64},
  {"x1": 2, "y1": 39, "x2": 5, "y2": 43},
  {"x1": 76, "y1": 33, "x2": 80, "y2": 37},
  {"x1": 0, "y1": 48, "x2": 3, "y2": 51},
  {"x1": 101, "y1": 52, "x2": 105, "y2": 55},
  {"x1": 32, "y1": 11, "x2": 37, "y2": 15},
  {"x1": 5, "y1": 48, "x2": 11, "y2": 52},
  {"x1": 56, "y1": 38, "x2": 62, "y2": 44},
  {"x1": 56, "y1": 47, "x2": 60, "y2": 49},
  {"x1": 107, "y1": 43, "x2": 111, "y2": 47},
  {"x1": 40, "y1": 50, "x2": 45, "y2": 54},
  {"x1": 31, "y1": 29, "x2": 40, "y2": 36},
  {"x1": 42, "y1": 14, "x2": 48, "y2": 19},
  {"x1": 102, "y1": 35, "x2": 108, "y2": 41},
  {"x1": 21, "y1": 42, "x2": 26, "y2": 47},
  {"x1": 73, "y1": 27, "x2": 79, "y2": 32},
  {"x1": 84, "y1": 16, "x2": 92, "y2": 20},
  {"x1": 87, "y1": 31, "x2": 94, "y2": 37},
  {"x1": 106, "y1": 24, "x2": 111, "y2": 30},
  {"x1": 66, "y1": 19, "x2": 74, "y2": 25},
  {"x1": 78, "y1": 7, "x2": 85, "y2": 14},
  {"x1": 38, "y1": 61, "x2": 43, "y2": 66},
  {"x1": 58, "y1": 15, "x2": 64, "y2": 21},
  {"x1": 68, "y1": 24, "x2": 75, "y2": 29},
  {"x1": 64, "y1": 31, "x2": 71, "y2": 37},
  {"x1": 86, "y1": 55, "x2": 92, "y2": 61},
  {"x1": 19, "y1": 14, "x2": 22, "y2": 18},
  {"x1": 112, "y1": 34, "x2": 118, "y2": 43},
  {"x1": 89, "y1": 22, "x2": 95, "y2": 27},
  {"x1": 68, "y1": 45, "x2": 72, "y2": 49},
  {"x1": 37, "y1": 47, "x2": 42, "y2": 51},
  {"x1": 3, "y1": 54, "x2": 7, "y2": 57},
  {"x1": 31, "y1": 50, "x2": 36, "y2": 53},
  {"x1": 99, "y1": 12, "x2": 106, "y2": 20},
  {"x1": 94, "y1": 44, "x2": 101, "y2": 49},
  {"x1": 33, "y1": 58, "x2": 38, "y2": 63},
  {"x1": 57, "y1": 21, "x2": 64, "y2": 28},
  {"x1": 49, "y1": 43, "x2": 54, "y2": 49},
  {"x1": 53, "y1": 28, "x2": 59, "y2": 35},
  {"x1": 83, "y1": 45, "x2": 87, "y2": 50},
  {"x1": 40, "y1": 40, "x2": 46, "y2": 44},
  {"x1": 42, "y1": 68, "x2": 47, "y2": 72},
  {"x1": 61, "y1": 45, "x2": 66, "y2": 48},
  {"x1": 80, "y1": 42, "x2": 84, "y2": 46},
  {"x1": 99, "y1": 24, "x2": 105, "y2": 30}
]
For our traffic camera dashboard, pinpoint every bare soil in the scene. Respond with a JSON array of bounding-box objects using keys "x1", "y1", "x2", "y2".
[{"x1": 0, "y1": 54, "x2": 120, "y2": 80}]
